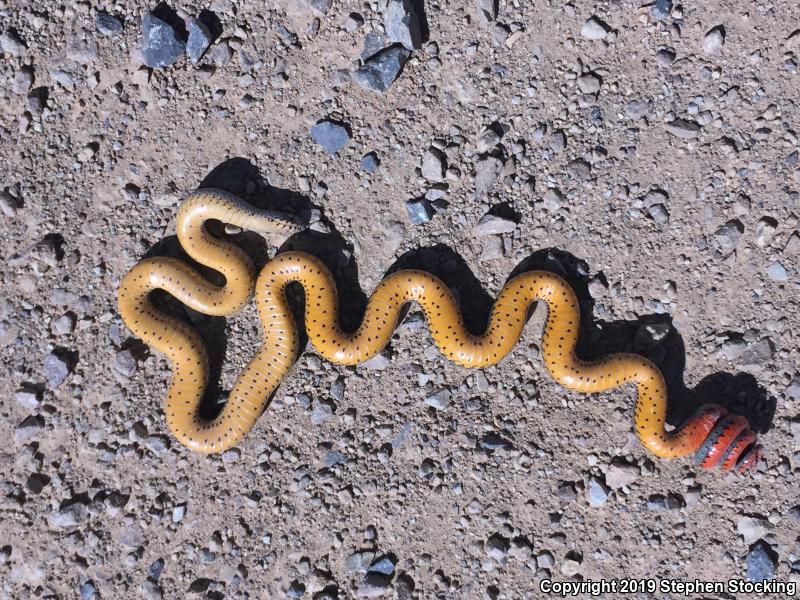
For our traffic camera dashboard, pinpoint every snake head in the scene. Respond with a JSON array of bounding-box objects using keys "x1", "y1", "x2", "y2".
[{"x1": 692, "y1": 407, "x2": 763, "y2": 473}]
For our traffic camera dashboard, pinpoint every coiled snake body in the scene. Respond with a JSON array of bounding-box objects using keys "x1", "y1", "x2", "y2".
[{"x1": 118, "y1": 190, "x2": 763, "y2": 472}]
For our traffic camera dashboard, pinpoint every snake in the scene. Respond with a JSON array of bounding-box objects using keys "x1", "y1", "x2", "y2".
[{"x1": 117, "y1": 189, "x2": 764, "y2": 473}]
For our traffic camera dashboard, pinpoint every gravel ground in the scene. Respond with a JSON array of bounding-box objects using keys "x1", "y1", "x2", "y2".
[{"x1": 2, "y1": 0, "x2": 800, "y2": 598}]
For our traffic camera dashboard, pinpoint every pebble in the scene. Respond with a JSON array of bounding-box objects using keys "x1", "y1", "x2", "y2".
[
  {"x1": 141, "y1": 581, "x2": 163, "y2": 600},
  {"x1": 665, "y1": 118, "x2": 700, "y2": 139},
  {"x1": 737, "y1": 516, "x2": 767, "y2": 545},
  {"x1": 561, "y1": 555, "x2": 582, "y2": 576},
  {"x1": 424, "y1": 389, "x2": 450, "y2": 410},
  {"x1": 311, "y1": 399, "x2": 335, "y2": 424},
  {"x1": 486, "y1": 533, "x2": 510, "y2": 561},
  {"x1": 0, "y1": 31, "x2": 26, "y2": 56},
  {"x1": 703, "y1": 26, "x2": 725, "y2": 55},
  {"x1": 172, "y1": 504, "x2": 186, "y2": 523},
  {"x1": 187, "y1": 19, "x2": 213, "y2": 65},
  {"x1": 746, "y1": 541, "x2": 776, "y2": 581},
  {"x1": 15, "y1": 389, "x2": 40, "y2": 410},
  {"x1": 567, "y1": 158, "x2": 591, "y2": 181},
  {"x1": 656, "y1": 48, "x2": 676, "y2": 66},
  {"x1": 368, "y1": 556, "x2": 396, "y2": 575},
  {"x1": 543, "y1": 188, "x2": 565, "y2": 211},
  {"x1": 421, "y1": 148, "x2": 446, "y2": 182},
  {"x1": 310, "y1": 121, "x2": 350, "y2": 154},
  {"x1": 383, "y1": 0, "x2": 422, "y2": 51},
  {"x1": 477, "y1": 126, "x2": 502, "y2": 153},
  {"x1": 346, "y1": 550, "x2": 377, "y2": 573},
  {"x1": 221, "y1": 448, "x2": 240, "y2": 463},
  {"x1": 580, "y1": 17, "x2": 610, "y2": 41},
  {"x1": 361, "y1": 31, "x2": 386, "y2": 60},
  {"x1": 12, "y1": 67, "x2": 34, "y2": 95},
  {"x1": 361, "y1": 152, "x2": 380, "y2": 173},
  {"x1": 287, "y1": 580, "x2": 306, "y2": 598},
  {"x1": 766, "y1": 261, "x2": 788, "y2": 281},
  {"x1": 15, "y1": 415, "x2": 43, "y2": 443},
  {"x1": 474, "y1": 156, "x2": 502, "y2": 195},
  {"x1": 95, "y1": 12, "x2": 124, "y2": 36},
  {"x1": 141, "y1": 13, "x2": 186, "y2": 68},
  {"x1": 475, "y1": 213, "x2": 517, "y2": 235},
  {"x1": 586, "y1": 476, "x2": 609, "y2": 507},
  {"x1": 651, "y1": 0, "x2": 672, "y2": 20},
  {"x1": 48, "y1": 501, "x2": 88, "y2": 528},
  {"x1": 634, "y1": 322, "x2": 670, "y2": 350},
  {"x1": 354, "y1": 46, "x2": 410, "y2": 93},
  {"x1": 113, "y1": 350, "x2": 137, "y2": 378},
  {"x1": 549, "y1": 131, "x2": 566, "y2": 152},
  {"x1": 713, "y1": 220, "x2": 743, "y2": 256},
  {"x1": 356, "y1": 572, "x2": 391, "y2": 598},
  {"x1": 406, "y1": 199, "x2": 434, "y2": 224},
  {"x1": 51, "y1": 313, "x2": 76, "y2": 335},
  {"x1": 603, "y1": 462, "x2": 638, "y2": 489},
  {"x1": 577, "y1": 73, "x2": 601, "y2": 94},
  {"x1": 80, "y1": 581, "x2": 98, "y2": 600},
  {"x1": 43, "y1": 351, "x2": 70, "y2": 388}
]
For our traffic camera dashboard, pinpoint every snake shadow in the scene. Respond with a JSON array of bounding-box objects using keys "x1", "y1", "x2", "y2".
[{"x1": 378, "y1": 246, "x2": 775, "y2": 434}]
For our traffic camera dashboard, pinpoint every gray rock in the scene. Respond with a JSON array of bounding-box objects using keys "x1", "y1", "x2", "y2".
[
  {"x1": 113, "y1": 350, "x2": 137, "y2": 378},
  {"x1": 95, "y1": 12, "x2": 123, "y2": 36},
  {"x1": 361, "y1": 31, "x2": 386, "y2": 60},
  {"x1": 737, "y1": 516, "x2": 768, "y2": 545},
  {"x1": 746, "y1": 541, "x2": 776, "y2": 581},
  {"x1": 353, "y1": 46, "x2": 410, "y2": 93},
  {"x1": 368, "y1": 556, "x2": 395, "y2": 575},
  {"x1": 703, "y1": 26, "x2": 725, "y2": 55},
  {"x1": 221, "y1": 448, "x2": 240, "y2": 462},
  {"x1": 651, "y1": 0, "x2": 672, "y2": 20},
  {"x1": 475, "y1": 0, "x2": 498, "y2": 25},
  {"x1": 15, "y1": 389, "x2": 40, "y2": 410},
  {"x1": 0, "y1": 31, "x2": 26, "y2": 56},
  {"x1": 647, "y1": 203, "x2": 669, "y2": 225},
  {"x1": 739, "y1": 339, "x2": 774, "y2": 368},
  {"x1": 666, "y1": 118, "x2": 701, "y2": 138},
  {"x1": 604, "y1": 462, "x2": 639, "y2": 489},
  {"x1": 477, "y1": 126, "x2": 502, "y2": 152},
  {"x1": 287, "y1": 580, "x2": 305, "y2": 598},
  {"x1": 148, "y1": 559, "x2": 165, "y2": 581},
  {"x1": 15, "y1": 415, "x2": 43, "y2": 443},
  {"x1": 80, "y1": 581, "x2": 97, "y2": 600},
  {"x1": 52, "y1": 313, "x2": 75, "y2": 335},
  {"x1": 424, "y1": 389, "x2": 450, "y2": 410},
  {"x1": 766, "y1": 261, "x2": 788, "y2": 281},
  {"x1": 346, "y1": 550, "x2": 377, "y2": 573},
  {"x1": 11, "y1": 67, "x2": 34, "y2": 95},
  {"x1": 586, "y1": 476, "x2": 609, "y2": 507},
  {"x1": 406, "y1": 199, "x2": 434, "y2": 224},
  {"x1": 474, "y1": 156, "x2": 502, "y2": 195},
  {"x1": 543, "y1": 188, "x2": 565, "y2": 211},
  {"x1": 356, "y1": 572, "x2": 391, "y2": 598},
  {"x1": 48, "y1": 501, "x2": 88, "y2": 528},
  {"x1": 145, "y1": 435, "x2": 170, "y2": 454},
  {"x1": 187, "y1": 19, "x2": 213, "y2": 64},
  {"x1": 567, "y1": 158, "x2": 591, "y2": 180},
  {"x1": 310, "y1": 121, "x2": 350, "y2": 154},
  {"x1": 172, "y1": 504, "x2": 186, "y2": 522},
  {"x1": 634, "y1": 322, "x2": 670, "y2": 350},
  {"x1": 486, "y1": 533, "x2": 510, "y2": 561},
  {"x1": 421, "y1": 148, "x2": 446, "y2": 181},
  {"x1": 656, "y1": 48, "x2": 676, "y2": 66},
  {"x1": 580, "y1": 17, "x2": 610, "y2": 41},
  {"x1": 475, "y1": 213, "x2": 517, "y2": 235},
  {"x1": 384, "y1": 0, "x2": 422, "y2": 51},
  {"x1": 549, "y1": 130, "x2": 566, "y2": 152},
  {"x1": 713, "y1": 220, "x2": 744, "y2": 256},
  {"x1": 141, "y1": 581, "x2": 163, "y2": 600},
  {"x1": 361, "y1": 152, "x2": 380, "y2": 173},
  {"x1": 311, "y1": 399, "x2": 335, "y2": 424},
  {"x1": 43, "y1": 351, "x2": 70, "y2": 388},
  {"x1": 395, "y1": 574, "x2": 414, "y2": 600},
  {"x1": 577, "y1": 72, "x2": 601, "y2": 94},
  {"x1": 141, "y1": 13, "x2": 186, "y2": 68},
  {"x1": 309, "y1": 0, "x2": 332, "y2": 15}
]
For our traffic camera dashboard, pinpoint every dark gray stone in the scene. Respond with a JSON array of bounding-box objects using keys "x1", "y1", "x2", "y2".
[
  {"x1": 79, "y1": 581, "x2": 97, "y2": 600},
  {"x1": 187, "y1": 18, "x2": 213, "y2": 64},
  {"x1": 406, "y1": 199, "x2": 434, "y2": 224},
  {"x1": 746, "y1": 541, "x2": 777, "y2": 581},
  {"x1": 384, "y1": 0, "x2": 422, "y2": 51},
  {"x1": 353, "y1": 45, "x2": 410, "y2": 93},
  {"x1": 44, "y1": 351, "x2": 70, "y2": 388},
  {"x1": 361, "y1": 152, "x2": 380, "y2": 173},
  {"x1": 368, "y1": 555, "x2": 396, "y2": 575},
  {"x1": 141, "y1": 12, "x2": 185, "y2": 68},
  {"x1": 651, "y1": 0, "x2": 672, "y2": 20},
  {"x1": 95, "y1": 12, "x2": 124, "y2": 36},
  {"x1": 361, "y1": 31, "x2": 387, "y2": 60},
  {"x1": 310, "y1": 121, "x2": 350, "y2": 154}
]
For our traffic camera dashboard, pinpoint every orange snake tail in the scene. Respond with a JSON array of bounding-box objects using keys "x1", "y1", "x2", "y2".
[{"x1": 117, "y1": 191, "x2": 764, "y2": 472}]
